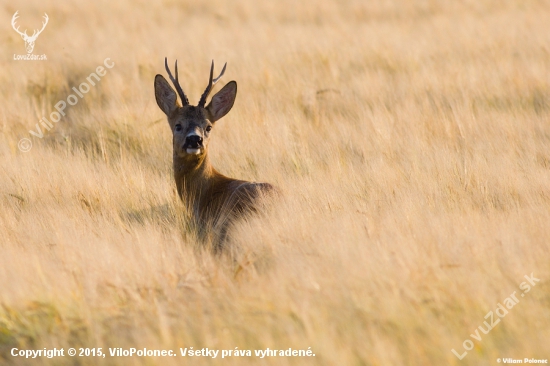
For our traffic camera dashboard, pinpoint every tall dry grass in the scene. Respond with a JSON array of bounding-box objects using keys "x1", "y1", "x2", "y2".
[{"x1": 1, "y1": 0, "x2": 550, "y2": 365}]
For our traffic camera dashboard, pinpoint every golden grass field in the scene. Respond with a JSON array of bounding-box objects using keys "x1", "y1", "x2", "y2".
[{"x1": 1, "y1": 0, "x2": 550, "y2": 365}]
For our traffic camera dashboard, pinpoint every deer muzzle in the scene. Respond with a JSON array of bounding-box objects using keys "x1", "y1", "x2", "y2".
[{"x1": 184, "y1": 135, "x2": 203, "y2": 155}]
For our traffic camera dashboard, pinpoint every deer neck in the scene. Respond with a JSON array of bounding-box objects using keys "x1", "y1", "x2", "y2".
[{"x1": 173, "y1": 151, "x2": 215, "y2": 200}]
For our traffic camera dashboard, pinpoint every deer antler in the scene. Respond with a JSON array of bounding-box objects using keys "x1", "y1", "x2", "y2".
[
  {"x1": 165, "y1": 58, "x2": 189, "y2": 106},
  {"x1": 28, "y1": 13, "x2": 48, "y2": 41},
  {"x1": 198, "y1": 60, "x2": 227, "y2": 108},
  {"x1": 11, "y1": 11, "x2": 28, "y2": 38}
]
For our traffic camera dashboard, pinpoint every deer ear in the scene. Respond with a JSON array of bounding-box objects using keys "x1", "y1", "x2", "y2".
[
  {"x1": 206, "y1": 81, "x2": 237, "y2": 122},
  {"x1": 154, "y1": 75, "x2": 178, "y2": 116}
]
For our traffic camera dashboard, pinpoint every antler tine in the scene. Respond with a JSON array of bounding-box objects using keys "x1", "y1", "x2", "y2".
[
  {"x1": 11, "y1": 11, "x2": 18, "y2": 25},
  {"x1": 11, "y1": 11, "x2": 28, "y2": 37},
  {"x1": 198, "y1": 60, "x2": 227, "y2": 108},
  {"x1": 164, "y1": 57, "x2": 189, "y2": 106},
  {"x1": 36, "y1": 13, "x2": 49, "y2": 35},
  {"x1": 198, "y1": 61, "x2": 214, "y2": 108},
  {"x1": 213, "y1": 62, "x2": 227, "y2": 83}
]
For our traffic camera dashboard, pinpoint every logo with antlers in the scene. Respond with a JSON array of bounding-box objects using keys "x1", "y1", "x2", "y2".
[{"x1": 11, "y1": 11, "x2": 49, "y2": 54}]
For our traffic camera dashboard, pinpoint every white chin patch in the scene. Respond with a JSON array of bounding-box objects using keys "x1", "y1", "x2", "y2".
[{"x1": 186, "y1": 148, "x2": 201, "y2": 155}]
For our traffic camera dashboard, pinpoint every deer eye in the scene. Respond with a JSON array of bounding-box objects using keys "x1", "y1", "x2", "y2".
[
  {"x1": 206, "y1": 126, "x2": 212, "y2": 132},
  {"x1": 175, "y1": 124, "x2": 182, "y2": 132}
]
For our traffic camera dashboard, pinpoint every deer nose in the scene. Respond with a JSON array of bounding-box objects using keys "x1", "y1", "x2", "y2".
[{"x1": 185, "y1": 135, "x2": 203, "y2": 148}]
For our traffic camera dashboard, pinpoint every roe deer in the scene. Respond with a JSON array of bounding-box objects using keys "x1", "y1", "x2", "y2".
[{"x1": 154, "y1": 58, "x2": 275, "y2": 250}]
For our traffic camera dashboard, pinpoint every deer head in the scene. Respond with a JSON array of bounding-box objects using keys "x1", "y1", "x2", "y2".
[
  {"x1": 11, "y1": 11, "x2": 49, "y2": 54},
  {"x1": 154, "y1": 58, "x2": 237, "y2": 162}
]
